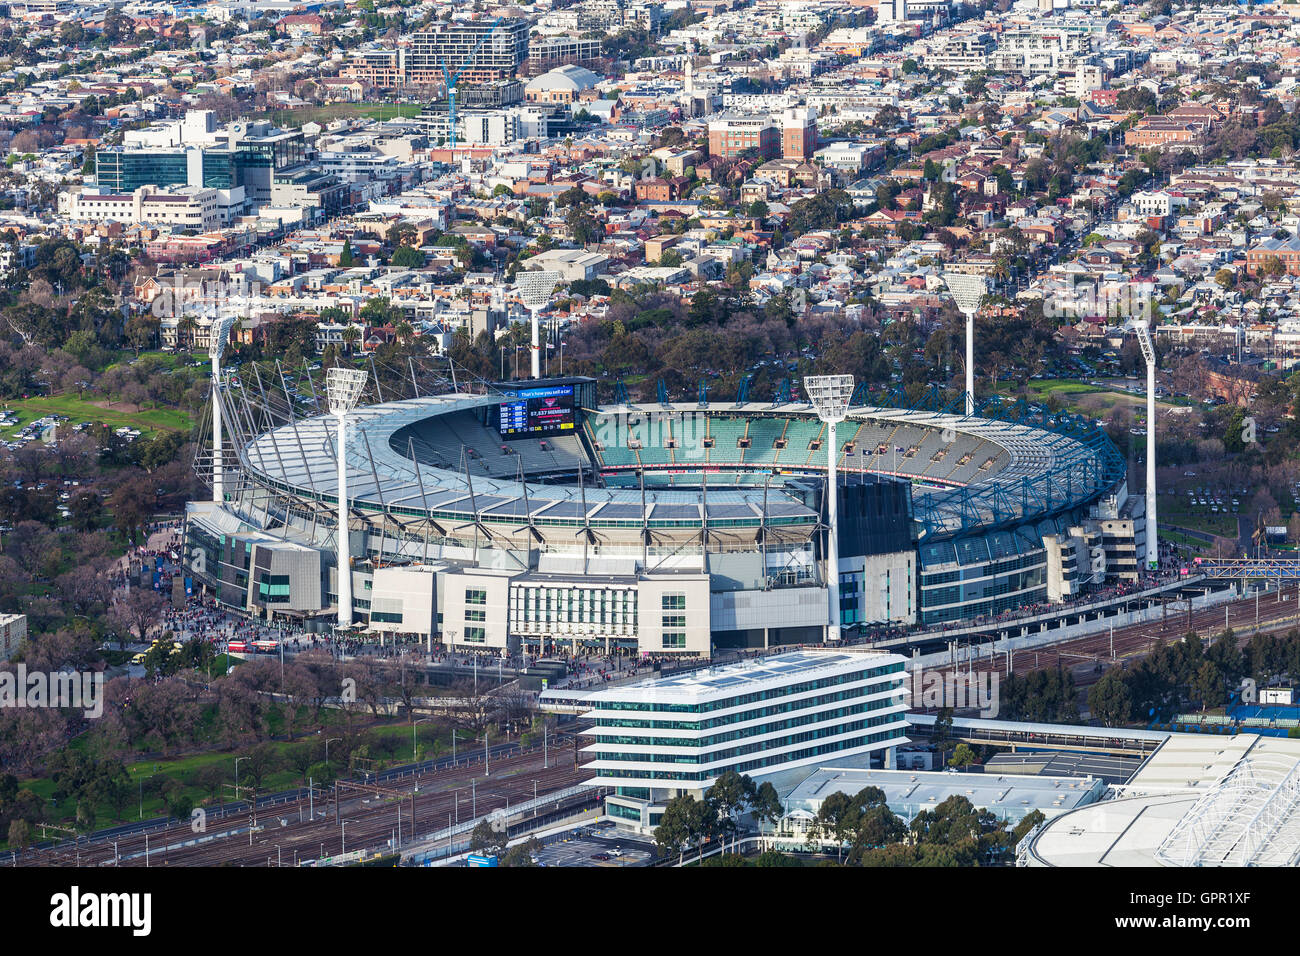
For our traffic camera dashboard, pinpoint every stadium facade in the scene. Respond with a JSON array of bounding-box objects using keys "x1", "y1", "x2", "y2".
[{"x1": 184, "y1": 373, "x2": 1141, "y2": 653}]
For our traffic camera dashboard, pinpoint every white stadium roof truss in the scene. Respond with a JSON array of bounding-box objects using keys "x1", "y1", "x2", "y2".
[
  {"x1": 1155, "y1": 753, "x2": 1300, "y2": 867},
  {"x1": 205, "y1": 381, "x2": 1118, "y2": 553}
]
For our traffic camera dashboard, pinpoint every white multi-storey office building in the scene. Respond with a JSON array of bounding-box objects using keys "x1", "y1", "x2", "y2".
[{"x1": 570, "y1": 650, "x2": 910, "y2": 830}]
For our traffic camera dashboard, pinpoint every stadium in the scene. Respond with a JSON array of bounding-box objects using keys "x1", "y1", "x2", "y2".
[{"x1": 183, "y1": 365, "x2": 1139, "y2": 655}]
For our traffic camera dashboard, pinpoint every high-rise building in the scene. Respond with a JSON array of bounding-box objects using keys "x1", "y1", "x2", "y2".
[
  {"x1": 782, "y1": 107, "x2": 817, "y2": 160},
  {"x1": 95, "y1": 114, "x2": 310, "y2": 212},
  {"x1": 574, "y1": 650, "x2": 911, "y2": 830},
  {"x1": 404, "y1": 19, "x2": 531, "y2": 85}
]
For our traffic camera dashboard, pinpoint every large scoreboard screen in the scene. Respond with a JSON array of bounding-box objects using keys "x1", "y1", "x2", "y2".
[{"x1": 497, "y1": 385, "x2": 576, "y2": 438}]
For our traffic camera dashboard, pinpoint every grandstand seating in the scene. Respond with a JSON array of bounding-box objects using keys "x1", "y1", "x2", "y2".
[{"x1": 397, "y1": 410, "x2": 584, "y2": 478}]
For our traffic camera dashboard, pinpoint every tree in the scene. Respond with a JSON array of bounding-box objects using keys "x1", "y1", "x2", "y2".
[
  {"x1": 1194, "y1": 660, "x2": 1225, "y2": 711},
  {"x1": 501, "y1": 836, "x2": 541, "y2": 867},
  {"x1": 125, "y1": 313, "x2": 159, "y2": 354},
  {"x1": 705, "y1": 770, "x2": 755, "y2": 851},
  {"x1": 949, "y1": 743, "x2": 979, "y2": 770},
  {"x1": 930, "y1": 707, "x2": 954, "y2": 764},
  {"x1": 391, "y1": 245, "x2": 425, "y2": 269},
  {"x1": 848, "y1": 805, "x2": 907, "y2": 863},
  {"x1": 339, "y1": 239, "x2": 355, "y2": 267},
  {"x1": 241, "y1": 742, "x2": 282, "y2": 792},
  {"x1": 7, "y1": 817, "x2": 31, "y2": 850},
  {"x1": 654, "y1": 793, "x2": 716, "y2": 865},
  {"x1": 341, "y1": 325, "x2": 361, "y2": 354},
  {"x1": 108, "y1": 587, "x2": 165, "y2": 648},
  {"x1": 1087, "y1": 671, "x2": 1133, "y2": 726},
  {"x1": 469, "y1": 819, "x2": 506, "y2": 857},
  {"x1": 387, "y1": 222, "x2": 417, "y2": 247},
  {"x1": 566, "y1": 207, "x2": 602, "y2": 246},
  {"x1": 751, "y1": 781, "x2": 784, "y2": 834}
]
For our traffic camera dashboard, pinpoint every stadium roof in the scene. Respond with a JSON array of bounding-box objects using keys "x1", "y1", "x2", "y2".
[
  {"x1": 231, "y1": 392, "x2": 1117, "y2": 535},
  {"x1": 1024, "y1": 734, "x2": 1300, "y2": 867}
]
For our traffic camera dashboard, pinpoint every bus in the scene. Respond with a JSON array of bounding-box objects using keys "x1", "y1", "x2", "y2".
[
  {"x1": 227, "y1": 640, "x2": 249, "y2": 654},
  {"x1": 250, "y1": 640, "x2": 279, "y2": 654}
]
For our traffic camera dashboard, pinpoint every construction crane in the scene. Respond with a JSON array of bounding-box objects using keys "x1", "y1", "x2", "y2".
[{"x1": 441, "y1": 18, "x2": 503, "y2": 153}]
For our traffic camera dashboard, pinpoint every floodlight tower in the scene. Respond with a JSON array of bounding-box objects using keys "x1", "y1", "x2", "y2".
[
  {"x1": 327, "y1": 367, "x2": 368, "y2": 627},
  {"x1": 208, "y1": 314, "x2": 238, "y2": 504},
  {"x1": 1125, "y1": 318, "x2": 1159, "y2": 572},
  {"x1": 805, "y1": 374, "x2": 855, "y2": 643},
  {"x1": 943, "y1": 272, "x2": 987, "y2": 416},
  {"x1": 515, "y1": 270, "x2": 561, "y2": 380}
]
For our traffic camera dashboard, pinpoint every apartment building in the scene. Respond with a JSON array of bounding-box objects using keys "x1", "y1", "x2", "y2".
[{"x1": 708, "y1": 114, "x2": 779, "y2": 160}]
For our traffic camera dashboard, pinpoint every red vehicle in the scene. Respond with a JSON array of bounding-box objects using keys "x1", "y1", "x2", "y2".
[
  {"x1": 227, "y1": 640, "x2": 249, "y2": 653},
  {"x1": 250, "y1": 640, "x2": 279, "y2": 654}
]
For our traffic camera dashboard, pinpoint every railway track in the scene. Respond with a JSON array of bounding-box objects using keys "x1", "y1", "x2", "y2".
[
  {"x1": 22, "y1": 742, "x2": 590, "y2": 868},
  {"x1": 933, "y1": 590, "x2": 1300, "y2": 692}
]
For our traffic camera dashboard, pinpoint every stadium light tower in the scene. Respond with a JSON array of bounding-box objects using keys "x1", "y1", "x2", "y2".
[
  {"x1": 515, "y1": 270, "x2": 562, "y2": 380},
  {"x1": 1124, "y1": 317, "x2": 1159, "y2": 572},
  {"x1": 208, "y1": 314, "x2": 238, "y2": 504},
  {"x1": 805, "y1": 374, "x2": 854, "y2": 643},
  {"x1": 943, "y1": 272, "x2": 987, "y2": 416},
  {"x1": 327, "y1": 367, "x2": 368, "y2": 627}
]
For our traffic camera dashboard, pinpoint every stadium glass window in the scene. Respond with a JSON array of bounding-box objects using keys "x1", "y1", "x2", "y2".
[
  {"x1": 662, "y1": 593, "x2": 686, "y2": 611},
  {"x1": 466, "y1": 588, "x2": 487, "y2": 605},
  {"x1": 465, "y1": 627, "x2": 486, "y2": 643},
  {"x1": 662, "y1": 614, "x2": 686, "y2": 629},
  {"x1": 466, "y1": 609, "x2": 486, "y2": 622},
  {"x1": 663, "y1": 632, "x2": 686, "y2": 649}
]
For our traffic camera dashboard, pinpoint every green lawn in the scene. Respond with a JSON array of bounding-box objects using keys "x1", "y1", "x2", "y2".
[
  {"x1": 5, "y1": 709, "x2": 459, "y2": 847},
  {"x1": 0, "y1": 394, "x2": 194, "y2": 440},
  {"x1": 252, "y1": 103, "x2": 421, "y2": 129},
  {"x1": 1161, "y1": 507, "x2": 1238, "y2": 538},
  {"x1": 1000, "y1": 380, "x2": 1185, "y2": 418},
  {"x1": 105, "y1": 349, "x2": 184, "y2": 372},
  {"x1": 1021, "y1": 379, "x2": 1102, "y2": 397}
]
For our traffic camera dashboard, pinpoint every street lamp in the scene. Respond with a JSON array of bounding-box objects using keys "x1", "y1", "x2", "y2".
[
  {"x1": 516, "y1": 270, "x2": 562, "y2": 380},
  {"x1": 326, "y1": 367, "x2": 368, "y2": 628},
  {"x1": 804, "y1": 374, "x2": 854, "y2": 643},
  {"x1": 943, "y1": 272, "x2": 987, "y2": 416}
]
